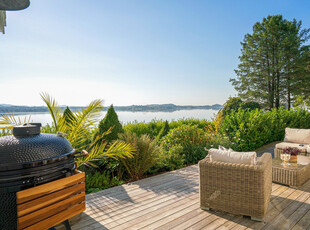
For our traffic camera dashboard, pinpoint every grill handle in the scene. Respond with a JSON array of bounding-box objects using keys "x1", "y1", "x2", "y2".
[{"x1": 73, "y1": 150, "x2": 89, "y2": 158}]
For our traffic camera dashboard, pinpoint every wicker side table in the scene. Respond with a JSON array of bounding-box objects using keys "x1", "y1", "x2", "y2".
[{"x1": 272, "y1": 156, "x2": 310, "y2": 188}]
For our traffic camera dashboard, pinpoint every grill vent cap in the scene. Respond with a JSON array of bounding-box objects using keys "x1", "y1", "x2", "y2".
[{"x1": 13, "y1": 123, "x2": 41, "y2": 137}]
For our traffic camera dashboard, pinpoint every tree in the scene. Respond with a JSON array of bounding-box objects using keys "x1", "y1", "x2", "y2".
[
  {"x1": 97, "y1": 105, "x2": 124, "y2": 143},
  {"x1": 242, "y1": 101, "x2": 261, "y2": 111},
  {"x1": 155, "y1": 120, "x2": 170, "y2": 143},
  {"x1": 62, "y1": 106, "x2": 76, "y2": 126},
  {"x1": 294, "y1": 51, "x2": 310, "y2": 106},
  {"x1": 231, "y1": 15, "x2": 310, "y2": 110},
  {"x1": 221, "y1": 97, "x2": 261, "y2": 117},
  {"x1": 221, "y1": 97, "x2": 243, "y2": 117}
]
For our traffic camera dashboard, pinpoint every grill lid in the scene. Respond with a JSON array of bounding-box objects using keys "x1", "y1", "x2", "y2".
[{"x1": 0, "y1": 123, "x2": 74, "y2": 169}]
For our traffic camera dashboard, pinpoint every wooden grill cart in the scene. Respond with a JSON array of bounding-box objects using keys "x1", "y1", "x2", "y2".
[{"x1": 16, "y1": 172, "x2": 85, "y2": 230}]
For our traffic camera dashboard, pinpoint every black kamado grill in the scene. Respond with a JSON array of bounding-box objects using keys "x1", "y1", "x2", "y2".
[{"x1": 0, "y1": 123, "x2": 82, "y2": 230}]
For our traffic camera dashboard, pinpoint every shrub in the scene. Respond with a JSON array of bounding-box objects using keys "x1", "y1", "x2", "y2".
[
  {"x1": 155, "y1": 120, "x2": 170, "y2": 142},
  {"x1": 123, "y1": 118, "x2": 209, "y2": 138},
  {"x1": 96, "y1": 105, "x2": 123, "y2": 142},
  {"x1": 221, "y1": 97, "x2": 261, "y2": 117},
  {"x1": 41, "y1": 124, "x2": 56, "y2": 133},
  {"x1": 161, "y1": 125, "x2": 207, "y2": 164},
  {"x1": 220, "y1": 107, "x2": 310, "y2": 151},
  {"x1": 85, "y1": 171, "x2": 123, "y2": 194},
  {"x1": 149, "y1": 145, "x2": 185, "y2": 174},
  {"x1": 124, "y1": 120, "x2": 163, "y2": 138},
  {"x1": 118, "y1": 131, "x2": 160, "y2": 180},
  {"x1": 221, "y1": 97, "x2": 243, "y2": 117},
  {"x1": 169, "y1": 118, "x2": 209, "y2": 130}
]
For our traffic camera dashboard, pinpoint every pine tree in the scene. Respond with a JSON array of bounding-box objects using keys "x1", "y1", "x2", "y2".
[
  {"x1": 155, "y1": 120, "x2": 170, "y2": 143},
  {"x1": 231, "y1": 15, "x2": 310, "y2": 110},
  {"x1": 97, "y1": 105, "x2": 123, "y2": 142},
  {"x1": 62, "y1": 106, "x2": 76, "y2": 125}
]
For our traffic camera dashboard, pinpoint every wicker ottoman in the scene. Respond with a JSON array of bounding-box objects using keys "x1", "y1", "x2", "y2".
[{"x1": 272, "y1": 156, "x2": 310, "y2": 188}]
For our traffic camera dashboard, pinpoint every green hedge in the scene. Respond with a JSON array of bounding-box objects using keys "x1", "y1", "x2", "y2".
[
  {"x1": 220, "y1": 107, "x2": 310, "y2": 151},
  {"x1": 161, "y1": 124, "x2": 208, "y2": 164},
  {"x1": 124, "y1": 118, "x2": 209, "y2": 138}
]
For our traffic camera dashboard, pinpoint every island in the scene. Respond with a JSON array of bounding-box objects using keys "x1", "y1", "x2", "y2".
[{"x1": 0, "y1": 103, "x2": 223, "y2": 113}]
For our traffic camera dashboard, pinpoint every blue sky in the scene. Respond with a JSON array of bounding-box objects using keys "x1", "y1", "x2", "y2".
[{"x1": 1, "y1": 0, "x2": 310, "y2": 106}]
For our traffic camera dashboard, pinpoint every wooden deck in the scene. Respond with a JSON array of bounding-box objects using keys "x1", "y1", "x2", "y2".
[{"x1": 68, "y1": 165, "x2": 310, "y2": 230}]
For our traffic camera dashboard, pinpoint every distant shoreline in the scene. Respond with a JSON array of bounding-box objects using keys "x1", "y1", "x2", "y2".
[{"x1": 0, "y1": 104, "x2": 223, "y2": 113}]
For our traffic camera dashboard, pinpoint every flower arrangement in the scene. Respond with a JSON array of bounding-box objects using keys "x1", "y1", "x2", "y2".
[{"x1": 282, "y1": 147, "x2": 301, "y2": 156}]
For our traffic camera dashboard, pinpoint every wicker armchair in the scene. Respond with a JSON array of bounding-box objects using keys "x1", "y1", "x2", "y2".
[
  {"x1": 274, "y1": 128, "x2": 310, "y2": 158},
  {"x1": 199, "y1": 153, "x2": 272, "y2": 221}
]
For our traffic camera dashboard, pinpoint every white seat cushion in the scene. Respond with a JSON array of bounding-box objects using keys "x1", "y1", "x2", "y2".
[
  {"x1": 284, "y1": 128, "x2": 310, "y2": 144},
  {"x1": 275, "y1": 142, "x2": 308, "y2": 152},
  {"x1": 208, "y1": 148, "x2": 256, "y2": 165}
]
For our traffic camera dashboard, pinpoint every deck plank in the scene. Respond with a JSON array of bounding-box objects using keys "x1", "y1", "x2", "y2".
[
  {"x1": 75, "y1": 184, "x2": 198, "y2": 230},
  {"x1": 92, "y1": 189, "x2": 199, "y2": 229},
  {"x1": 291, "y1": 208, "x2": 310, "y2": 230},
  {"x1": 68, "y1": 165, "x2": 310, "y2": 230}
]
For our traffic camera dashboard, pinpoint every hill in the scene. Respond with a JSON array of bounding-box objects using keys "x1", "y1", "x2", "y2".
[{"x1": 0, "y1": 103, "x2": 222, "y2": 113}]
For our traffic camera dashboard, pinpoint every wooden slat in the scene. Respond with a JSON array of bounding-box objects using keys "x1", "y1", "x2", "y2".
[
  {"x1": 88, "y1": 187, "x2": 199, "y2": 229},
  {"x1": 18, "y1": 192, "x2": 85, "y2": 229},
  {"x1": 292, "y1": 208, "x2": 310, "y2": 230},
  {"x1": 84, "y1": 172, "x2": 198, "y2": 216},
  {"x1": 281, "y1": 196, "x2": 310, "y2": 230},
  {"x1": 18, "y1": 183, "x2": 85, "y2": 217},
  {"x1": 86, "y1": 167, "x2": 198, "y2": 201},
  {"x1": 17, "y1": 172, "x2": 85, "y2": 204},
  {"x1": 24, "y1": 202, "x2": 85, "y2": 230},
  {"x1": 73, "y1": 182, "x2": 198, "y2": 230},
  {"x1": 108, "y1": 193, "x2": 199, "y2": 229},
  {"x1": 154, "y1": 206, "x2": 205, "y2": 230},
  {"x1": 248, "y1": 181, "x2": 310, "y2": 230},
  {"x1": 145, "y1": 202, "x2": 199, "y2": 229},
  {"x1": 63, "y1": 164, "x2": 310, "y2": 230},
  {"x1": 171, "y1": 210, "x2": 210, "y2": 230},
  {"x1": 262, "y1": 187, "x2": 310, "y2": 230}
]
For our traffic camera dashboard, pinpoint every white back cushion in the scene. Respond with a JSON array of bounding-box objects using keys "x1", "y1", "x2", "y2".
[
  {"x1": 208, "y1": 148, "x2": 256, "y2": 165},
  {"x1": 218, "y1": 145, "x2": 233, "y2": 152},
  {"x1": 284, "y1": 128, "x2": 310, "y2": 144}
]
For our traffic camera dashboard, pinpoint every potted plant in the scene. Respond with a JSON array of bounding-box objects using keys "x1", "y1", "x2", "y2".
[{"x1": 282, "y1": 147, "x2": 301, "y2": 163}]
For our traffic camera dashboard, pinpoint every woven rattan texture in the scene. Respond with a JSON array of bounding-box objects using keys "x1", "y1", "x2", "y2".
[
  {"x1": 273, "y1": 148, "x2": 310, "y2": 187},
  {"x1": 199, "y1": 153, "x2": 272, "y2": 220}
]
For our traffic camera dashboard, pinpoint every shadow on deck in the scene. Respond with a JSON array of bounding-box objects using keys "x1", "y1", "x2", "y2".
[{"x1": 64, "y1": 162, "x2": 310, "y2": 230}]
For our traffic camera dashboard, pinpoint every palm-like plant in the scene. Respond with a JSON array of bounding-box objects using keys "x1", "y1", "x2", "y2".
[
  {"x1": 0, "y1": 113, "x2": 31, "y2": 129},
  {"x1": 118, "y1": 131, "x2": 159, "y2": 181},
  {"x1": 40, "y1": 93, "x2": 134, "y2": 168},
  {"x1": 0, "y1": 93, "x2": 134, "y2": 169}
]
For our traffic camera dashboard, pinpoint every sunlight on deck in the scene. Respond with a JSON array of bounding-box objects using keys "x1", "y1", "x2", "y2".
[{"x1": 69, "y1": 165, "x2": 310, "y2": 230}]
